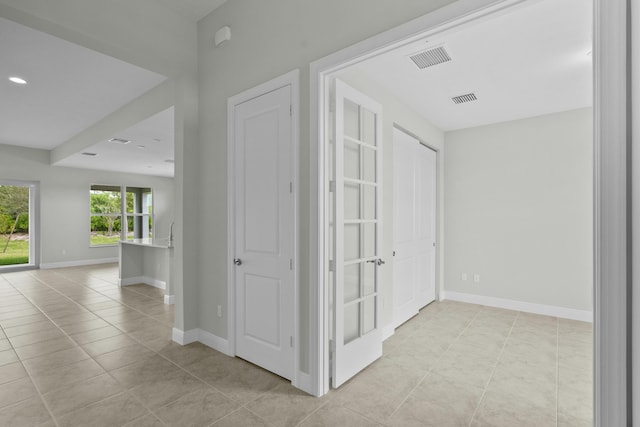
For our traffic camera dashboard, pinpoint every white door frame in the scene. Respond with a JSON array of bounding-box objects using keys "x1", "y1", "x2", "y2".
[
  {"x1": 0, "y1": 179, "x2": 40, "y2": 272},
  {"x1": 310, "y1": 1, "x2": 629, "y2": 425},
  {"x1": 227, "y1": 69, "x2": 301, "y2": 386}
]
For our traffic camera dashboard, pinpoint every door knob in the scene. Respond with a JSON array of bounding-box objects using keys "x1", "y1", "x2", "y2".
[
  {"x1": 233, "y1": 258, "x2": 242, "y2": 266},
  {"x1": 376, "y1": 259, "x2": 385, "y2": 266}
]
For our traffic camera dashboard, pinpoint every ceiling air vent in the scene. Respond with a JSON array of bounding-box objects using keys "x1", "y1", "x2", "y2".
[
  {"x1": 108, "y1": 137, "x2": 131, "y2": 144},
  {"x1": 81, "y1": 152, "x2": 97, "y2": 156},
  {"x1": 409, "y1": 46, "x2": 451, "y2": 69},
  {"x1": 451, "y1": 93, "x2": 478, "y2": 104}
]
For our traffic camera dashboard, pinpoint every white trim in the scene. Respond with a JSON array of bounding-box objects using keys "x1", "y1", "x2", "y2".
[
  {"x1": 40, "y1": 258, "x2": 118, "y2": 270},
  {"x1": 171, "y1": 328, "x2": 230, "y2": 355},
  {"x1": 163, "y1": 295, "x2": 175, "y2": 305},
  {"x1": 310, "y1": 0, "x2": 559, "y2": 398},
  {"x1": 593, "y1": 0, "x2": 629, "y2": 425},
  {"x1": 171, "y1": 328, "x2": 198, "y2": 345},
  {"x1": 227, "y1": 69, "x2": 303, "y2": 390},
  {"x1": 197, "y1": 328, "x2": 231, "y2": 355},
  {"x1": 442, "y1": 291, "x2": 593, "y2": 323},
  {"x1": 631, "y1": 0, "x2": 640, "y2": 422},
  {"x1": 119, "y1": 276, "x2": 166, "y2": 289},
  {"x1": 382, "y1": 325, "x2": 395, "y2": 341}
]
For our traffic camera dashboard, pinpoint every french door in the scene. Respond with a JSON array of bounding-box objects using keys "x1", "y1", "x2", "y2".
[{"x1": 331, "y1": 79, "x2": 383, "y2": 388}]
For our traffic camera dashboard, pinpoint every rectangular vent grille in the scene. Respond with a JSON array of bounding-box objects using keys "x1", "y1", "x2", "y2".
[
  {"x1": 409, "y1": 46, "x2": 451, "y2": 69},
  {"x1": 81, "y1": 152, "x2": 97, "y2": 156},
  {"x1": 108, "y1": 137, "x2": 131, "y2": 144},
  {"x1": 451, "y1": 93, "x2": 477, "y2": 104}
]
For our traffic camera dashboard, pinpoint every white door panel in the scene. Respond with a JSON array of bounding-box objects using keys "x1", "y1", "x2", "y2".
[
  {"x1": 332, "y1": 79, "x2": 383, "y2": 388},
  {"x1": 392, "y1": 128, "x2": 436, "y2": 329},
  {"x1": 234, "y1": 85, "x2": 294, "y2": 380}
]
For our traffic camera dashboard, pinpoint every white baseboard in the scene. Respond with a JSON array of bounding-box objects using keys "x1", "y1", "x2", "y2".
[
  {"x1": 382, "y1": 324, "x2": 395, "y2": 341},
  {"x1": 172, "y1": 328, "x2": 199, "y2": 345},
  {"x1": 40, "y1": 258, "x2": 118, "y2": 270},
  {"x1": 197, "y1": 329, "x2": 230, "y2": 355},
  {"x1": 119, "y1": 276, "x2": 166, "y2": 289},
  {"x1": 171, "y1": 328, "x2": 230, "y2": 355},
  {"x1": 294, "y1": 372, "x2": 314, "y2": 395},
  {"x1": 442, "y1": 291, "x2": 593, "y2": 322},
  {"x1": 164, "y1": 295, "x2": 175, "y2": 305}
]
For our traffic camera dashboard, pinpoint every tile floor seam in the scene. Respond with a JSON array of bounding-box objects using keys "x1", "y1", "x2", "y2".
[
  {"x1": 5, "y1": 271, "x2": 174, "y2": 357},
  {"x1": 385, "y1": 306, "x2": 482, "y2": 423},
  {"x1": 0, "y1": 273, "x2": 178, "y2": 426},
  {"x1": 1, "y1": 267, "x2": 593, "y2": 426},
  {"x1": 467, "y1": 310, "x2": 521, "y2": 426},
  {"x1": 0, "y1": 322, "x2": 62, "y2": 427},
  {"x1": 0, "y1": 284, "x2": 64, "y2": 427},
  {"x1": 238, "y1": 404, "x2": 278, "y2": 427}
]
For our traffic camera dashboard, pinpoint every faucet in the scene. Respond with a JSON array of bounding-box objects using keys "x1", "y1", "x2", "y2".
[{"x1": 169, "y1": 221, "x2": 175, "y2": 246}]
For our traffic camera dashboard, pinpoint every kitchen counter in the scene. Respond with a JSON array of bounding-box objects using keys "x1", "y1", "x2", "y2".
[{"x1": 119, "y1": 238, "x2": 174, "y2": 304}]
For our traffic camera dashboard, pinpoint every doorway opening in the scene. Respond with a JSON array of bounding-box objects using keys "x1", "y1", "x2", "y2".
[
  {"x1": 313, "y1": 0, "x2": 594, "y2": 406},
  {"x1": 0, "y1": 180, "x2": 39, "y2": 271}
]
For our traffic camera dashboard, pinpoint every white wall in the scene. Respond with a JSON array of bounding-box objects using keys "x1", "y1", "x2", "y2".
[
  {"x1": 197, "y1": 0, "x2": 458, "y2": 376},
  {"x1": 444, "y1": 108, "x2": 593, "y2": 313},
  {"x1": 335, "y1": 69, "x2": 445, "y2": 332},
  {"x1": 0, "y1": 144, "x2": 174, "y2": 268}
]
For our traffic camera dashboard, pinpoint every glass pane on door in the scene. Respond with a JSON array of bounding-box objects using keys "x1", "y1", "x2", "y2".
[{"x1": 332, "y1": 78, "x2": 383, "y2": 388}]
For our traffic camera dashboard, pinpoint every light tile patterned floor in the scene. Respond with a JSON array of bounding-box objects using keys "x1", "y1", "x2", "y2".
[{"x1": 0, "y1": 264, "x2": 592, "y2": 426}]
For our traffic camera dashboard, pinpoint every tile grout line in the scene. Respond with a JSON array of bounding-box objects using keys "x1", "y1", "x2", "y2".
[
  {"x1": 467, "y1": 310, "x2": 521, "y2": 427},
  {"x1": 4, "y1": 268, "x2": 276, "y2": 425},
  {"x1": 1, "y1": 270, "x2": 177, "y2": 425},
  {"x1": 385, "y1": 306, "x2": 483, "y2": 422},
  {"x1": 0, "y1": 280, "x2": 61, "y2": 427}
]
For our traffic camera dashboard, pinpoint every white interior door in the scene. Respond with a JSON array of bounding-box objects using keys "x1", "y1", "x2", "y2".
[
  {"x1": 233, "y1": 85, "x2": 294, "y2": 380},
  {"x1": 392, "y1": 128, "x2": 436, "y2": 329},
  {"x1": 331, "y1": 79, "x2": 383, "y2": 388}
]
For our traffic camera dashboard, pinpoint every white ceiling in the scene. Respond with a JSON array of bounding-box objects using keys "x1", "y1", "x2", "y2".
[
  {"x1": 154, "y1": 0, "x2": 227, "y2": 22},
  {"x1": 55, "y1": 107, "x2": 175, "y2": 178},
  {"x1": 0, "y1": 16, "x2": 167, "y2": 150},
  {"x1": 0, "y1": 0, "x2": 590, "y2": 179},
  {"x1": 0, "y1": 0, "x2": 230, "y2": 178},
  {"x1": 353, "y1": 0, "x2": 592, "y2": 131}
]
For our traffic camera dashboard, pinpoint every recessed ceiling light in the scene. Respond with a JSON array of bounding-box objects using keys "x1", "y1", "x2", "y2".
[
  {"x1": 8, "y1": 76, "x2": 27, "y2": 85},
  {"x1": 137, "y1": 145, "x2": 145, "y2": 149},
  {"x1": 108, "y1": 137, "x2": 131, "y2": 144}
]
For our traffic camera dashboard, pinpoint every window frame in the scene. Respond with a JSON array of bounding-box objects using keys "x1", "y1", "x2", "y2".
[{"x1": 89, "y1": 184, "x2": 153, "y2": 247}]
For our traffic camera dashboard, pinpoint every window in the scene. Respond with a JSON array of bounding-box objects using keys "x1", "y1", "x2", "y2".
[
  {"x1": 90, "y1": 185, "x2": 122, "y2": 246},
  {"x1": 125, "y1": 187, "x2": 153, "y2": 241},
  {"x1": 90, "y1": 185, "x2": 153, "y2": 246}
]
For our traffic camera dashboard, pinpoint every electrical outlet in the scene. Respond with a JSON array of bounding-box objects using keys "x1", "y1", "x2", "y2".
[
  {"x1": 461, "y1": 273, "x2": 468, "y2": 281},
  {"x1": 217, "y1": 305, "x2": 222, "y2": 317},
  {"x1": 474, "y1": 274, "x2": 480, "y2": 283}
]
